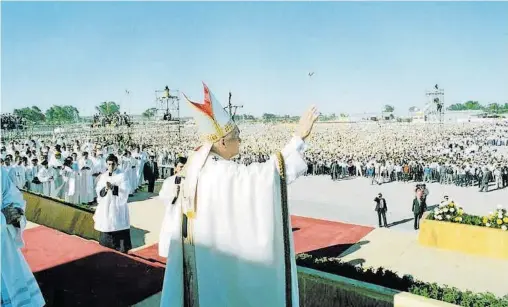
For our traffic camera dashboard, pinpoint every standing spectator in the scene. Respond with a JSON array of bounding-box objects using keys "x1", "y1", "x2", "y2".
[
  {"x1": 143, "y1": 154, "x2": 159, "y2": 193},
  {"x1": 374, "y1": 193, "x2": 388, "y2": 228},
  {"x1": 412, "y1": 187, "x2": 426, "y2": 230}
]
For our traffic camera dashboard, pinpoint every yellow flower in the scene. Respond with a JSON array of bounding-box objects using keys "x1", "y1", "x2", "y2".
[
  {"x1": 497, "y1": 219, "x2": 503, "y2": 225},
  {"x1": 449, "y1": 202, "x2": 455, "y2": 207},
  {"x1": 458, "y1": 209, "x2": 464, "y2": 215},
  {"x1": 503, "y1": 217, "x2": 508, "y2": 223},
  {"x1": 482, "y1": 217, "x2": 488, "y2": 224}
]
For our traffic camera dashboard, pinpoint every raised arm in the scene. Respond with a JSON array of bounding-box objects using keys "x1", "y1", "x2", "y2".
[{"x1": 276, "y1": 105, "x2": 319, "y2": 184}]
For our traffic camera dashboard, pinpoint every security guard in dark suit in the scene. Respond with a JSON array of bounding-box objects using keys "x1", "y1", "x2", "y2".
[
  {"x1": 412, "y1": 187, "x2": 426, "y2": 230},
  {"x1": 374, "y1": 193, "x2": 388, "y2": 227}
]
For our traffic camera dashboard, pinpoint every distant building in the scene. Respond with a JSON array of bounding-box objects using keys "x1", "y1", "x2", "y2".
[{"x1": 443, "y1": 110, "x2": 484, "y2": 123}]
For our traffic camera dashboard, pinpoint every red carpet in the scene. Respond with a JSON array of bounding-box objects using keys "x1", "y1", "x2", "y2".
[
  {"x1": 21, "y1": 217, "x2": 373, "y2": 306},
  {"x1": 291, "y1": 215, "x2": 374, "y2": 256},
  {"x1": 21, "y1": 226, "x2": 164, "y2": 307},
  {"x1": 129, "y1": 244, "x2": 167, "y2": 265},
  {"x1": 130, "y1": 216, "x2": 374, "y2": 264}
]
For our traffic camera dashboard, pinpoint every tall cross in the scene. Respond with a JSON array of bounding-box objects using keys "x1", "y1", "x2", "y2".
[{"x1": 224, "y1": 91, "x2": 243, "y2": 119}]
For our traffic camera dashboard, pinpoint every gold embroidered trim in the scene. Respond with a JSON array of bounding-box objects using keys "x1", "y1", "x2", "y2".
[
  {"x1": 201, "y1": 121, "x2": 236, "y2": 143},
  {"x1": 276, "y1": 152, "x2": 292, "y2": 307}
]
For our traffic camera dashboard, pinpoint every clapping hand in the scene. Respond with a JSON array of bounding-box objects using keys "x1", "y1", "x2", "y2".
[
  {"x1": 1, "y1": 205, "x2": 24, "y2": 227},
  {"x1": 296, "y1": 105, "x2": 320, "y2": 141}
]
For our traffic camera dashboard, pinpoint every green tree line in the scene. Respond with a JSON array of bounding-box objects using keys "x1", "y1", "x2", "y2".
[
  {"x1": 447, "y1": 101, "x2": 508, "y2": 113},
  {"x1": 11, "y1": 101, "x2": 122, "y2": 125}
]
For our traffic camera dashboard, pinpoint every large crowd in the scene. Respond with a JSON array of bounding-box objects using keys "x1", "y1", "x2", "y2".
[
  {"x1": 1, "y1": 120, "x2": 508, "y2": 206},
  {"x1": 1, "y1": 114, "x2": 27, "y2": 131},
  {"x1": 92, "y1": 112, "x2": 132, "y2": 128}
]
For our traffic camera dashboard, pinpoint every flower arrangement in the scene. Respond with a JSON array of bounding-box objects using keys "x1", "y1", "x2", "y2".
[
  {"x1": 430, "y1": 200, "x2": 464, "y2": 223},
  {"x1": 482, "y1": 205, "x2": 508, "y2": 231},
  {"x1": 428, "y1": 202, "x2": 508, "y2": 231}
]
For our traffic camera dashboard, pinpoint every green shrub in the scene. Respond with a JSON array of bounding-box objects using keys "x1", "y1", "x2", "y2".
[{"x1": 296, "y1": 253, "x2": 508, "y2": 306}]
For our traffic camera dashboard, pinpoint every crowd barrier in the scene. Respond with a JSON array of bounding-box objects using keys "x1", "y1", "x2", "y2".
[
  {"x1": 297, "y1": 267, "x2": 458, "y2": 307},
  {"x1": 22, "y1": 191, "x2": 100, "y2": 241}
]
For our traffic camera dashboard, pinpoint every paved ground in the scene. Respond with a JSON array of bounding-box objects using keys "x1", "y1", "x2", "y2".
[
  {"x1": 129, "y1": 176, "x2": 508, "y2": 247},
  {"x1": 338, "y1": 228, "x2": 508, "y2": 297},
  {"x1": 288, "y1": 175, "x2": 508, "y2": 232}
]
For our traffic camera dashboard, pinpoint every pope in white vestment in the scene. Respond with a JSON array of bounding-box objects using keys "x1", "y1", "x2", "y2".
[
  {"x1": 160, "y1": 83, "x2": 319, "y2": 307},
  {"x1": 1, "y1": 168, "x2": 45, "y2": 307}
]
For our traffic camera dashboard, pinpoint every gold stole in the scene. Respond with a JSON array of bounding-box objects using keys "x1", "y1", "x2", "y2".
[{"x1": 276, "y1": 152, "x2": 293, "y2": 307}]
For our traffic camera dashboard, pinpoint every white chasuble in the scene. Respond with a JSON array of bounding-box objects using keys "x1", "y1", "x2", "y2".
[
  {"x1": 1, "y1": 169, "x2": 45, "y2": 307},
  {"x1": 93, "y1": 170, "x2": 131, "y2": 232},
  {"x1": 160, "y1": 136, "x2": 308, "y2": 307}
]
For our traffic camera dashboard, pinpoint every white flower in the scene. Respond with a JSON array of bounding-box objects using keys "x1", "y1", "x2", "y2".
[
  {"x1": 434, "y1": 207, "x2": 440, "y2": 213},
  {"x1": 497, "y1": 204, "x2": 503, "y2": 210},
  {"x1": 436, "y1": 215, "x2": 443, "y2": 220},
  {"x1": 486, "y1": 223, "x2": 491, "y2": 227},
  {"x1": 449, "y1": 208, "x2": 455, "y2": 213},
  {"x1": 502, "y1": 225, "x2": 507, "y2": 231},
  {"x1": 498, "y1": 213, "x2": 503, "y2": 219},
  {"x1": 446, "y1": 215, "x2": 451, "y2": 220},
  {"x1": 443, "y1": 208, "x2": 449, "y2": 213}
]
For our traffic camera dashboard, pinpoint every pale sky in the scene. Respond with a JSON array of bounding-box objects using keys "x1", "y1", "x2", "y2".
[{"x1": 2, "y1": 1, "x2": 507, "y2": 116}]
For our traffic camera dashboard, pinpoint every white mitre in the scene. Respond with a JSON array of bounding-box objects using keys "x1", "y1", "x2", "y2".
[{"x1": 180, "y1": 82, "x2": 237, "y2": 215}]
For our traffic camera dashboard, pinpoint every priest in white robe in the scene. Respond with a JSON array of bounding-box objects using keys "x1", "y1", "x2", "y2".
[
  {"x1": 158, "y1": 156, "x2": 187, "y2": 258},
  {"x1": 1, "y1": 168, "x2": 45, "y2": 307},
  {"x1": 26, "y1": 158, "x2": 42, "y2": 194},
  {"x1": 91, "y1": 150, "x2": 107, "y2": 199},
  {"x1": 8, "y1": 157, "x2": 26, "y2": 190},
  {"x1": 61, "y1": 158, "x2": 79, "y2": 205},
  {"x1": 120, "y1": 153, "x2": 134, "y2": 196},
  {"x1": 93, "y1": 154, "x2": 132, "y2": 253},
  {"x1": 129, "y1": 154, "x2": 138, "y2": 194},
  {"x1": 49, "y1": 154, "x2": 64, "y2": 199},
  {"x1": 160, "y1": 83, "x2": 319, "y2": 307},
  {"x1": 37, "y1": 161, "x2": 52, "y2": 197},
  {"x1": 78, "y1": 152, "x2": 95, "y2": 204}
]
